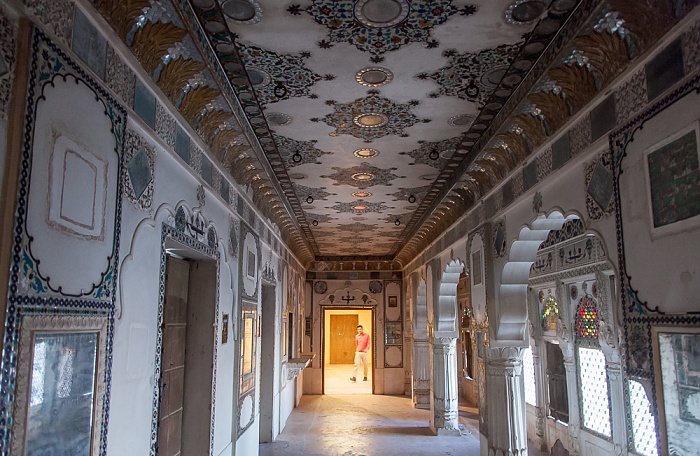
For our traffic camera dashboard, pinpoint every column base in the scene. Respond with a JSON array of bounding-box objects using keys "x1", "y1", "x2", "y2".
[{"x1": 431, "y1": 425, "x2": 462, "y2": 436}]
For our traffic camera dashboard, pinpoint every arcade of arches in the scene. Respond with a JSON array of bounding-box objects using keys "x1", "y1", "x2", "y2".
[{"x1": 0, "y1": 1, "x2": 699, "y2": 456}]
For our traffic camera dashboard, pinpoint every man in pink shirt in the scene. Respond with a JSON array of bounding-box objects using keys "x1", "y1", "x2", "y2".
[{"x1": 351, "y1": 325, "x2": 370, "y2": 382}]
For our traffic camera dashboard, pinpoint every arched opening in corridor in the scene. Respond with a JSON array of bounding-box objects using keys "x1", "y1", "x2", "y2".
[{"x1": 322, "y1": 307, "x2": 374, "y2": 394}]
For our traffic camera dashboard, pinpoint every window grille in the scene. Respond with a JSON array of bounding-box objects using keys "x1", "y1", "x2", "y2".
[
  {"x1": 30, "y1": 341, "x2": 47, "y2": 406},
  {"x1": 523, "y1": 347, "x2": 537, "y2": 406},
  {"x1": 575, "y1": 295, "x2": 599, "y2": 339},
  {"x1": 578, "y1": 347, "x2": 611, "y2": 437},
  {"x1": 629, "y1": 380, "x2": 658, "y2": 456},
  {"x1": 546, "y1": 342, "x2": 568, "y2": 422}
]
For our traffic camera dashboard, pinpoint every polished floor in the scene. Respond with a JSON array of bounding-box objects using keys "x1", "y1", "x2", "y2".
[
  {"x1": 259, "y1": 394, "x2": 482, "y2": 456},
  {"x1": 259, "y1": 393, "x2": 550, "y2": 456},
  {"x1": 323, "y1": 363, "x2": 372, "y2": 395}
]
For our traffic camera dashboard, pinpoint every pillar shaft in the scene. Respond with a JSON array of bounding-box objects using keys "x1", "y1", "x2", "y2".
[
  {"x1": 430, "y1": 337, "x2": 460, "y2": 435},
  {"x1": 485, "y1": 347, "x2": 527, "y2": 456},
  {"x1": 562, "y1": 346, "x2": 581, "y2": 456},
  {"x1": 412, "y1": 338, "x2": 431, "y2": 409}
]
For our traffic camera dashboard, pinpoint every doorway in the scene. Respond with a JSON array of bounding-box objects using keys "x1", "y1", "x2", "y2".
[
  {"x1": 259, "y1": 283, "x2": 276, "y2": 443},
  {"x1": 323, "y1": 308, "x2": 373, "y2": 394},
  {"x1": 157, "y1": 250, "x2": 217, "y2": 456}
]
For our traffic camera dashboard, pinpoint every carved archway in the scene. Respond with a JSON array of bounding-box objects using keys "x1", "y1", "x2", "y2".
[
  {"x1": 495, "y1": 211, "x2": 579, "y2": 346},
  {"x1": 436, "y1": 259, "x2": 465, "y2": 335}
]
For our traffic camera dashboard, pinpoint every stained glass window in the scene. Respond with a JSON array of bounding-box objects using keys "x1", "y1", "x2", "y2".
[
  {"x1": 541, "y1": 291, "x2": 559, "y2": 331},
  {"x1": 629, "y1": 380, "x2": 658, "y2": 456},
  {"x1": 576, "y1": 296, "x2": 599, "y2": 339}
]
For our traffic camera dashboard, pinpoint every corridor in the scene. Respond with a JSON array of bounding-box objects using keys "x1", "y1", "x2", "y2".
[{"x1": 260, "y1": 394, "x2": 483, "y2": 456}]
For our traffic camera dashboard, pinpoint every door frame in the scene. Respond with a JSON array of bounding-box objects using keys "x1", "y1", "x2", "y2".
[
  {"x1": 152, "y1": 224, "x2": 220, "y2": 456},
  {"x1": 321, "y1": 306, "x2": 375, "y2": 394}
]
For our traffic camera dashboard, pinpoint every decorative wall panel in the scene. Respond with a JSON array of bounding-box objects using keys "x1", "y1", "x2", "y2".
[{"x1": 1, "y1": 29, "x2": 125, "y2": 456}]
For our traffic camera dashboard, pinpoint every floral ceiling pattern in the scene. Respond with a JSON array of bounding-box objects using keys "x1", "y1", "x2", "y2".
[{"x1": 287, "y1": 0, "x2": 478, "y2": 63}]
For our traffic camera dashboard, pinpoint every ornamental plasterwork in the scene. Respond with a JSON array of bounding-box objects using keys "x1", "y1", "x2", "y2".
[
  {"x1": 400, "y1": 137, "x2": 462, "y2": 169},
  {"x1": 237, "y1": 43, "x2": 332, "y2": 105},
  {"x1": 322, "y1": 162, "x2": 403, "y2": 189},
  {"x1": 390, "y1": 185, "x2": 431, "y2": 203},
  {"x1": 0, "y1": 7, "x2": 16, "y2": 120},
  {"x1": 318, "y1": 90, "x2": 426, "y2": 142},
  {"x1": 123, "y1": 128, "x2": 156, "y2": 211},
  {"x1": 273, "y1": 134, "x2": 332, "y2": 168},
  {"x1": 287, "y1": 0, "x2": 477, "y2": 63},
  {"x1": 330, "y1": 200, "x2": 392, "y2": 214},
  {"x1": 416, "y1": 43, "x2": 522, "y2": 105}
]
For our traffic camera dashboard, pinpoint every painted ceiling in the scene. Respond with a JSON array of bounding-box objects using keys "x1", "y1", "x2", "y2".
[{"x1": 92, "y1": 0, "x2": 677, "y2": 267}]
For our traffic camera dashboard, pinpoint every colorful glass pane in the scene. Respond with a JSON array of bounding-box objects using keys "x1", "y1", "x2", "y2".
[
  {"x1": 576, "y1": 296, "x2": 598, "y2": 338},
  {"x1": 541, "y1": 293, "x2": 558, "y2": 331}
]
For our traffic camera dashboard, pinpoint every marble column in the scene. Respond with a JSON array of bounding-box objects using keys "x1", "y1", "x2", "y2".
[
  {"x1": 412, "y1": 337, "x2": 431, "y2": 409},
  {"x1": 602, "y1": 344, "x2": 627, "y2": 455},
  {"x1": 430, "y1": 336, "x2": 460, "y2": 435},
  {"x1": 531, "y1": 342, "x2": 548, "y2": 452},
  {"x1": 561, "y1": 344, "x2": 581, "y2": 456},
  {"x1": 485, "y1": 347, "x2": 527, "y2": 456}
]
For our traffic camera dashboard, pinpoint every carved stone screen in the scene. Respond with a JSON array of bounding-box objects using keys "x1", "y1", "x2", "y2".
[
  {"x1": 629, "y1": 379, "x2": 658, "y2": 456},
  {"x1": 577, "y1": 347, "x2": 611, "y2": 437},
  {"x1": 523, "y1": 347, "x2": 537, "y2": 406},
  {"x1": 26, "y1": 332, "x2": 98, "y2": 455}
]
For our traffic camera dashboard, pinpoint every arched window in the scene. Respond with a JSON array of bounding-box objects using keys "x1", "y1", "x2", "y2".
[
  {"x1": 575, "y1": 291, "x2": 611, "y2": 437},
  {"x1": 576, "y1": 295, "x2": 599, "y2": 339},
  {"x1": 540, "y1": 290, "x2": 559, "y2": 331}
]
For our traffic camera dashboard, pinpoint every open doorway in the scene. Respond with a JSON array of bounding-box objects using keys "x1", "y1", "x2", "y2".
[
  {"x1": 322, "y1": 308, "x2": 373, "y2": 394},
  {"x1": 259, "y1": 283, "x2": 276, "y2": 443},
  {"x1": 158, "y1": 246, "x2": 217, "y2": 456}
]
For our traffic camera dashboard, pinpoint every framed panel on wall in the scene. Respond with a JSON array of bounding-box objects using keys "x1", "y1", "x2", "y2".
[
  {"x1": 652, "y1": 326, "x2": 700, "y2": 456},
  {"x1": 11, "y1": 315, "x2": 108, "y2": 456}
]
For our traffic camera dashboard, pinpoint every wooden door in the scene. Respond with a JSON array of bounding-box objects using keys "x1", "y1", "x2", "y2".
[
  {"x1": 329, "y1": 314, "x2": 358, "y2": 364},
  {"x1": 158, "y1": 256, "x2": 189, "y2": 456}
]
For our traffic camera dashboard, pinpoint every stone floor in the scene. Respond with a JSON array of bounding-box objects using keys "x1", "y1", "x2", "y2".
[
  {"x1": 323, "y1": 363, "x2": 372, "y2": 395},
  {"x1": 259, "y1": 393, "x2": 550, "y2": 456}
]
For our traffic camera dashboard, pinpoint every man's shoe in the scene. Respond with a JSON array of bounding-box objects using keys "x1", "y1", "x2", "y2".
[
  {"x1": 363, "y1": 377, "x2": 368, "y2": 381},
  {"x1": 350, "y1": 377, "x2": 356, "y2": 382}
]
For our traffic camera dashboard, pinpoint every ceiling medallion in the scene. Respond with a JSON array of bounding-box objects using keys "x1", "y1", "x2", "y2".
[
  {"x1": 353, "y1": 204, "x2": 368, "y2": 211},
  {"x1": 354, "y1": 148, "x2": 379, "y2": 158},
  {"x1": 221, "y1": 0, "x2": 262, "y2": 24},
  {"x1": 505, "y1": 0, "x2": 547, "y2": 25},
  {"x1": 352, "y1": 172, "x2": 376, "y2": 181},
  {"x1": 481, "y1": 65, "x2": 509, "y2": 88},
  {"x1": 353, "y1": 112, "x2": 389, "y2": 128},
  {"x1": 354, "y1": 0, "x2": 410, "y2": 28},
  {"x1": 246, "y1": 67, "x2": 271, "y2": 86},
  {"x1": 352, "y1": 191, "x2": 373, "y2": 198},
  {"x1": 267, "y1": 112, "x2": 292, "y2": 126},
  {"x1": 448, "y1": 114, "x2": 475, "y2": 127},
  {"x1": 355, "y1": 67, "x2": 394, "y2": 87}
]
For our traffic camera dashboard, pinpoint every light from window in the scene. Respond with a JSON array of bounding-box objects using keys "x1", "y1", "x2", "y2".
[
  {"x1": 523, "y1": 347, "x2": 537, "y2": 406},
  {"x1": 30, "y1": 341, "x2": 47, "y2": 406},
  {"x1": 578, "y1": 347, "x2": 611, "y2": 436},
  {"x1": 629, "y1": 380, "x2": 658, "y2": 456}
]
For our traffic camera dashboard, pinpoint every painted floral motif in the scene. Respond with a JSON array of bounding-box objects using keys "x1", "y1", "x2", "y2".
[
  {"x1": 416, "y1": 44, "x2": 521, "y2": 105},
  {"x1": 381, "y1": 213, "x2": 412, "y2": 225},
  {"x1": 274, "y1": 134, "x2": 332, "y2": 168},
  {"x1": 238, "y1": 43, "x2": 333, "y2": 104},
  {"x1": 322, "y1": 161, "x2": 403, "y2": 189},
  {"x1": 20, "y1": 248, "x2": 48, "y2": 295},
  {"x1": 294, "y1": 184, "x2": 336, "y2": 202},
  {"x1": 304, "y1": 212, "x2": 335, "y2": 224},
  {"x1": 628, "y1": 323, "x2": 649, "y2": 370},
  {"x1": 330, "y1": 200, "x2": 392, "y2": 213},
  {"x1": 400, "y1": 136, "x2": 462, "y2": 169},
  {"x1": 320, "y1": 90, "x2": 425, "y2": 141},
  {"x1": 336, "y1": 222, "x2": 381, "y2": 233},
  {"x1": 123, "y1": 128, "x2": 156, "y2": 210},
  {"x1": 0, "y1": 8, "x2": 16, "y2": 120},
  {"x1": 389, "y1": 186, "x2": 430, "y2": 202},
  {"x1": 288, "y1": 0, "x2": 477, "y2": 62}
]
